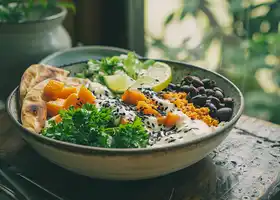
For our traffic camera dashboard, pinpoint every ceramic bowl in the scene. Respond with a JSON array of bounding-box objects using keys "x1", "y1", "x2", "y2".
[
  {"x1": 39, "y1": 45, "x2": 141, "y2": 66},
  {"x1": 7, "y1": 59, "x2": 244, "y2": 180}
]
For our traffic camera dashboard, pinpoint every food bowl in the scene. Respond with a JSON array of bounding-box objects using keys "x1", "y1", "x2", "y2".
[{"x1": 6, "y1": 59, "x2": 244, "y2": 180}]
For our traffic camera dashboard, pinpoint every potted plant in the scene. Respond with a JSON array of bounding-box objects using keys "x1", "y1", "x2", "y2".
[{"x1": 0, "y1": 0, "x2": 75, "y2": 98}]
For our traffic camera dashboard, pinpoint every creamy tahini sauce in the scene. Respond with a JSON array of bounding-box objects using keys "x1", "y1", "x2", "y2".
[{"x1": 92, "y1": 87, "x2": 217, "y2": 146}]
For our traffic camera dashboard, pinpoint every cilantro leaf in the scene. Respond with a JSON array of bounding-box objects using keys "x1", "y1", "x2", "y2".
[{"x1": 76, "y1": 52, "x2": 155, "y2": 82}]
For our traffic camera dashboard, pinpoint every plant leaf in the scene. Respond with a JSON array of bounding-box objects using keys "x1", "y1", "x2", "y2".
[
  {"x1": 164, "y1": 12, "x2": 175, "y2": 26},
  {"x1": 179, "y1": 7, "x2": 189, "y2": 20},
  {"x1": 58, "y1": 2, "x2": 76, "y2": 13}
]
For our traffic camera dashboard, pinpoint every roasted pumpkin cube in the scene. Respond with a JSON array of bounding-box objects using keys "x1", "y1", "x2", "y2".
[
  {"x1": 46, "y1": 98, "x2": 65, "y2": 117},
  {"x1": 157, "y1": 116, "x2": 166, "y2": 125},
  {"x1": 44, "y1": 80, "x2": 64, "y2": 100},
  {"x1": 78, "y1": 85, "x2": 95, "y2": 104},
  {"x1": 164, "y1": 112, "x2": 180, "y2": 127},
  {"x1": 57, "y1": 87, "x2": 77, "y2": 99},
  {"x1": 50, "y1": 114, "x2": 62, "y2": 123},
  {"x1": 122, "y1": 89, "x2": 147, "y2": 105},
  {"x1": 63, "y1": 93, "x2": 80, "y2": 109}
]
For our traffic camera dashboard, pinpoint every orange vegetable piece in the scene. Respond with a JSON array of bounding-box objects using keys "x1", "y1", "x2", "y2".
[
  {"x1": 157, "y1": 116, "x2": 166, "y2": 125},
  {"x1": 165, "y1": 112, "x2": 180, "y2": 127},
  {"x1": 63, "y1": 93, "x2": 80, "y2": 109},
  {"x1": 57, "y1": 87, "x2": 77, "y2": 99},
  {"x1": 44, "y1": 80, "x2": 64, "y2": 100},
  {"x1": 120, "y1": 117, "x2": 129, "y2": 125},
  {"x1": 50, "y1": 115, "x2": 62, "y2": 123},
  {"x1": 78, "y1": 85, "x2": 95, "y2": 104},
  {"x1": 122, "y1": 90, "x2": 147, "y2": 105},
  {"x1": 46, "y1": 99, "x2": 65, "y2": 117},
  {"x1": 137, "y1": 101, "x2": 160, "y2": 116}
]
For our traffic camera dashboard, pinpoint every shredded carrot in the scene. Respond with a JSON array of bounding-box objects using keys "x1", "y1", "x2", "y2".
[{"x1": 163, "y1": 92, "x2": 219, "y2": 126}]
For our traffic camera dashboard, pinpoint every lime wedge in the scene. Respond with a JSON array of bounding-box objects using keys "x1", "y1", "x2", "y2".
[
  {"x1": 134, "y1": 62, "x2": 172, "y2": 92},
  {"x1": 103, "y1": 74, "x2": 135, "y2": 93},
  {"x1": 104, "y1": 62, "x2": 172, "y2": 93},
  {"x1": 130, "y1": 76, "x2": 156, "y2": 90}
]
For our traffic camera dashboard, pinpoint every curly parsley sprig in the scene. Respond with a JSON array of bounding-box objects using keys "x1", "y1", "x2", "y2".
[{"x1": 42, "y1": 104, "x2": 149, "y2": 148}]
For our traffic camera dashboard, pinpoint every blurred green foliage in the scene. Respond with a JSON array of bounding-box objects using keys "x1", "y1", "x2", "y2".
[
  {"x1": 0, "y1": 0, "x2": 75, "y2": 22},
  {"x1": 146, "y1": 0, "x2": 280, "y2": 124}
]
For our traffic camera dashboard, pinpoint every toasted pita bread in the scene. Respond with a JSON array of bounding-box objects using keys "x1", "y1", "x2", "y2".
[
  {"x1": 21, "y1": 77, "x2": 92, "y2": 134},
  {"x1": 19, "y1": 64, "x2": 70, "y2": 103}
]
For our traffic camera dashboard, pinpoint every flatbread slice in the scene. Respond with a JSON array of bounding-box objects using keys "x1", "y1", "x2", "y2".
[
  {"x1": 19, "y1": 64, "x2": 70, "y2": 103},
  {"x1": 21, "y1": 77, "x2": 92, "y2": 134}
]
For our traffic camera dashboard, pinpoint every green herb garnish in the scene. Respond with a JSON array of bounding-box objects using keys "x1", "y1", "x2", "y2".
[
  {"x1": 77, "y1": 52, "x2": 155, "y2": 82},
  {"x1": 42, "y1": 104, "x2": 149, "y2": 148}
]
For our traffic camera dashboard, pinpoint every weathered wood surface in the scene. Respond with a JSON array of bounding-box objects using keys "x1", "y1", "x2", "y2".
[{"x1": 0, "y1": 101, "x2": 280, "y2": 200}]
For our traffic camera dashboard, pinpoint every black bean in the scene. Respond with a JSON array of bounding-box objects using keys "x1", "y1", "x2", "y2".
[
  {"x1": 223, "y1": 97, "x2": 234, "y2": 108},
  {"x1": 202, "y1": 78, "x2": 211, "y2": 87},
  {"x1": 197, "y1": 86, "x2": 206, "y2": 94},
  {"x1": 213, "y1": 87, "x2": 224, "y2": 94},
  {"x1": 209, "y1": 80, "x2": 216, "y2": 88},
  {"x1": 214, "y1": 90, "x2": 224, "y2": 100},
  {"x1": 182, "y1": 75, "x2": 193, "y2": 85},
  {"x1": 181, "y1": 85, "x2": 191, "y2": 93},
  {"x1": 202, "y1": 94, "x2": 208, "y2": 98},
  {"x1": 191, "y1": 95, "x2": 207, "y2": 106},
  {"x1": 188, "y1": 85, "x2": 198, "y2": 97},
  {"x1": 203, "y1": 79, "x2": 216, "y2": 89},
  {"x1": 186, "y1": 94, "x2": 192, "y2": 101},
  {"x1": 168, "y1": 83, "x2": 177, "y2": 90},
  {"x1": 208, "y1": 96, "x2": 220, "y2": 107},
  {"x1": 216, "y1": 108, "x2": 233, "y2": 121},
  {"x1": 192, "y1": 77, "x2": 204, "y2": 87},
  {"x1": 176, "y1": 84, "x2": 181, "y2": 90},
  {"x1": 205, "y1": 102, "x2": 217, "y2": 114},
  {"x1": 205, "y1": 89, "x2": 215, "y2": 96},
  {"x1": 218, "y1": 103, "x2": 225, "y2": 109}
]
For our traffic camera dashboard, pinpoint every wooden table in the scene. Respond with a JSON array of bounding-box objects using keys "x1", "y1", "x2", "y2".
[{"x1": 0, "y1": 101, "x2": 280, "y2": 200}]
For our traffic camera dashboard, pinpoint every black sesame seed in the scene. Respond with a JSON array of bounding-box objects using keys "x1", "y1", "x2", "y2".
[{"x1": 168, "y1": 138, "x2": 176, "y2": 143}]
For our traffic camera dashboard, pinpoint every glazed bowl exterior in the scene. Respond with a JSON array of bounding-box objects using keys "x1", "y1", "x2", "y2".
[
  {"x1": 7, "y1": 59, "x2": 244, "y2": 180},
  {"x1": 39, "y1": 45, "x2": 141, "y2": 66}
]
